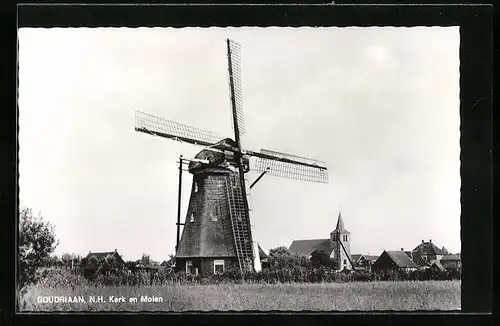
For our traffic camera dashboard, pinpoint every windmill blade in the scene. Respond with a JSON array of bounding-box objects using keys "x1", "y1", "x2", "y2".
[
  {"x1": 250, "y1": 149, "x2": 328, "y2": 184},
  {"x1": 135, "y1": 111, "x2": 222, "y2": 147},
  {"x1": 227, "y1": 39, "x2": 246, "y2": 139}
]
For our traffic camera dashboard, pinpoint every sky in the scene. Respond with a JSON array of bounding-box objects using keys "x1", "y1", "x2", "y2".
[{"x1": 18, "y1": 27, "x2": 460, "y2": 262}]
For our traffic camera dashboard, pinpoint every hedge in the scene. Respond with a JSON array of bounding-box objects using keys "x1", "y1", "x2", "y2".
[{"x1": 64, "y1": 266, "x2": 460, "y2": 287}]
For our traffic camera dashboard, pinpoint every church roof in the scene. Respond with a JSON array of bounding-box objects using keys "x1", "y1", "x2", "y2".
[{"x1": 289, "y1": 239, "x2": 332, "y2": 256}]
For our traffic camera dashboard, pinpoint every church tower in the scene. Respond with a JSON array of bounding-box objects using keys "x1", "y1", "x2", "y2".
[{"x1": 329, "y1": 212, "x2": 351, "y2": 270}]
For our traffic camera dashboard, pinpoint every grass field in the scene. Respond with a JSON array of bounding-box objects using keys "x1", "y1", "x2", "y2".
[{"x1": 20, "y1": 280, "x2": 461, "y2": 311}]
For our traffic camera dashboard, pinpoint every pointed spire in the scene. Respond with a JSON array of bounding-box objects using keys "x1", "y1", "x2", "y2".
[{"x1": 335, "y1": 212, "x2": 345, "y2": 232}]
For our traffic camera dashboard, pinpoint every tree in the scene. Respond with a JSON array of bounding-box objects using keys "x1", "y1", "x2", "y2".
[
  {"x1": 268, "y1": 246, "x2": 311, "y2": 269},
  {"x1": 441, "y1": 246, "x2": 450, "y2": 255},
  {"x1": 61, "y1": 253, "x2": 81, "y2": 268},
  {"x1": 18, "y1": 207, "x2": 59, "y2": 291},
  {"x1": 310, "y1": 249, "x2": 336, "y2": 269},
  {"x1": 139, "y1": 253, "x2": 151, "y2": 266}
]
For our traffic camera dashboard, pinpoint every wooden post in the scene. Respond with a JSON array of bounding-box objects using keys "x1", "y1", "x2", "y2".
[
  {"x1": 338, "y1": 237, "x2": 356, "y2": 271},
  {"x1": 250, "y1": 167, "x2": 270, "y2": 189},
  {"x1": 176, "y1": 156, "x2": 183, "y2": 252}
]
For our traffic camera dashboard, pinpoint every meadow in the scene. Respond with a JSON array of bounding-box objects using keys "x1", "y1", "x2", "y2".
[{"x1": 20, "y1": 280, "x2": 461, "y2": 311}]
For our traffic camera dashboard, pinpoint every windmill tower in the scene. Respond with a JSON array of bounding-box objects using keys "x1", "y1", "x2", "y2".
[
  {"x1": 135, "y1": 39, "x2": 329, "y2": 275},
  {"x1": 330, "y1": 212, "x2": 352, "y2": 270}
]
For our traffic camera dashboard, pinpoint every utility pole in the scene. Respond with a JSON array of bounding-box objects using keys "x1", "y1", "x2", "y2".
[{"x1": 175, "y1": 155, "x2": 183, "y2": 252}]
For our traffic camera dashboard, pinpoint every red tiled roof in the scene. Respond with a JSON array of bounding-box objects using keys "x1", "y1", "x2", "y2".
[{"x1": 289, "y1": 239, "x2": 332, "y2": 256}]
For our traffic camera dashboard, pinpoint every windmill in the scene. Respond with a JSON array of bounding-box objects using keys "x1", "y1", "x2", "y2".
[{"x1": 135, "y1": 39, "x2": 328, "y2": 275}]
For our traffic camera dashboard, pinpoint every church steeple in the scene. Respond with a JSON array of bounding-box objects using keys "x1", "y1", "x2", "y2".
[
  {"x1": 330, "y1": 211, "x2": 352, "y2": 270},
  {"x1": 335, "y1": 212, "x2": 345, "y2": 232},
  {"x1": 334, "y1": 212, "x2": 349, "y2": 234}
]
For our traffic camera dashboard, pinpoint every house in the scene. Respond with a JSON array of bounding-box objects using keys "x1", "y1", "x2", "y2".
[
  {"x1": 431, "y1": 260, "x2": 447, "y2": 272},
  {"x1": 82, "y1": 249, "x2": 125, "y2": 278},
  {"x1": 289, "y1": 213, "x2": 352, "y2": 270},
  {"x1": 440, "y1": 254, "x2": 461, "y2": 270},
  {"x1": 403, "y1": 250, "x2": 431, "y2": 270},
  {"x1": 178, "y1": 243, "x2": 268, "y2": 275},
  {"x1": 372, "y1": 250, "x2": 418, "y2": 272},
  {"x1": 412, "y1": 240, "x2": 447, "y2": 263},
  {"x1": 289, "y1": 239, "x2": 332, "y2": 257},
  {"x1": 351, "y1": 254, "x2": 379, "y2": 271},
  {"x1": 259, "y1": 246, "x2": 269, "y2": 269}
]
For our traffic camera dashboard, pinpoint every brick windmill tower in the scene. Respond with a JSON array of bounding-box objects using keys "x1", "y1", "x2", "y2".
[{"x1": 135, "y1": 39, "x2": 329, "y2": 275}]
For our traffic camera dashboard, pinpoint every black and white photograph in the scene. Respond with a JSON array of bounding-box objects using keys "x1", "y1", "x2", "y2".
[{"x1": 18, "y1": 26, "x2": 461, "y2": 311}]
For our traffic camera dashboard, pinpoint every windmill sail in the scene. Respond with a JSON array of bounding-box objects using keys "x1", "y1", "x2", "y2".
[
  {"x1": 251, "y1": 149, "x2": 328, "y2": 183},
  {"x1": 227, "y1": 38, "x2": 254, "y2": 271},
  {"x1": 227, "y1": 39, "x2": 245, "y2": 138},
  {"x1": 135, "y1": 111, "x2": 222, "y2": 147}
]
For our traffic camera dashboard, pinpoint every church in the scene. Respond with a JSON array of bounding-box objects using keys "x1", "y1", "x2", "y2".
[{"x1": 288, "y1": 213, "x2": 352, "y2": 270}]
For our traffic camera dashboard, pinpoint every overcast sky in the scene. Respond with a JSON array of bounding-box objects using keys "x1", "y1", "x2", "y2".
[{"x1": 18, "y1": 27, "x2": 460, "y2": 262}]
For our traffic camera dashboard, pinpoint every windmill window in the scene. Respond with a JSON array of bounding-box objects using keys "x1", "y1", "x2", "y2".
[
  {"x1": 210, "y1": 202, "x2": 218, "y2": 221},
  {"x1": 194, "y1": 182, "x2": 198, "y2": 193},
  {"x1": 214, "y1": 260, "x2": 225, "y2": 274},
  {"x1": 186, "y1": 260, "x2": 193, "y2": 274},
  {"x1": 190, "y1": 212, "x2": 195, "y2": 222}
]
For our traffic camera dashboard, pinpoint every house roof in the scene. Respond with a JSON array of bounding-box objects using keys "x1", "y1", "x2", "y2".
[
  {"x1": 361, "y1": 255, "x2": 379, "y2": 262},
  {"x1": 412, "y1": 241, "x2": 447, "y2": 255},
  {"x1": 404, "y1": 251, "x2": 431, "y2": 267},
  {"x1": 258, "y1": 244, "x2": 268, "y2": 259},
  {"x1": 432, "y1": 260, "x2": 447, "y2": 271},
  {"x1": 351, "y1": 254, "x2": 379, "y2": 264},
  {"x1": 86, "y1": 251, "x2": 122, "y2": 261},
  {"x1": 384, "y1": 251, "x2": 418, "y2": 268},
  {"x1": 351, "y1": 254, "x2": 362, "y2": 264},
  {"x1": 441, "y1": 254, "x2": 460, "y2": 261},
  {"x1": 289, "y1": 239, "x2": 332, "y2": 256}
]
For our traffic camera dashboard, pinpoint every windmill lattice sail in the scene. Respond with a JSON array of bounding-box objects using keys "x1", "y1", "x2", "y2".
[
  {"x1": 227, "y1": 39, "x2": 245, "y2": 137},
  {"x1": 253, "y1": 149, "x2": 329, "y2": 183},
  {"x1": 135, "y1": 111, "x2": 222, "y2": 146}
]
